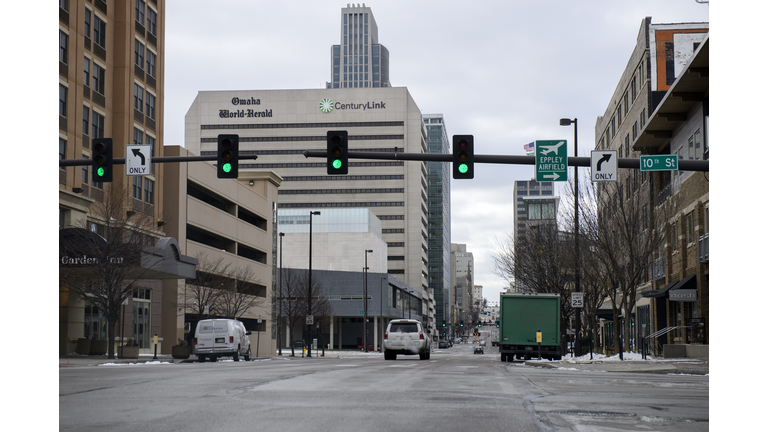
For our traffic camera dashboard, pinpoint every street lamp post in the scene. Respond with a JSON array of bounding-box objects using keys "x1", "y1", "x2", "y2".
[
  {"x1": 278, "y1": 232, "x2": 284, "y2": 356},
  {"x1": 307, "y1": 211, "x2": 321, "y2": 358},
  {"x1": 380, "y1": 276, "x2": 386, "y2": 352},
  {"x1": 560, "y1": 117, "x2": 581, "y2": 356},
  {"x1": 364, "y1": 249, "x2": 373, "y2": 352}
]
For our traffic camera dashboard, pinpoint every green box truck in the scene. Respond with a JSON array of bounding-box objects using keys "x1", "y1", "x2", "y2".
[{"x1": 499, "y1": 293, "x2": 561, "y2": 361}]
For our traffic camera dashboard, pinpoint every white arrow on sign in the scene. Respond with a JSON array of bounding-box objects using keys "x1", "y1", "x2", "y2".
[
  {"x1": 125, "y1": 144, "x2": 152, "y2": 177},
  {"x1": 542, "y1": 173, "x2": 560, "y2": 181}
]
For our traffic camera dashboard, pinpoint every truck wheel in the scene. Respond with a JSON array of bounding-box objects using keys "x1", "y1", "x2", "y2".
[
  {"x1": 501, "y1": 353, "x2": 507, "y2": 362},
  {"x1": 233, "y1": 347, "x2": 240, "y2": 362},
  {"x1": 210, "y1": 356, "x2": 217, "y2": 362},
  {"x1": 244, "y1": 347, "x2": 251, "y2": 361},
  {"x1": 197, "y1": 355, "x2": 206, "y2": 363}
]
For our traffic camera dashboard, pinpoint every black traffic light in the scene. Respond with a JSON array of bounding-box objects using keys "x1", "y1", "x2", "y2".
[
  {"x1": 327, "y1": 130, "x2": 348, "y2": 175},
  {"x1": 452, "y1": 135, "x2": 474, "y2": 179},
  {"x1": 91, "y1": 138, "x2": 113, "y2": 183},
  {"x1": 217, "y1": 134, "x2": 239, "y2": 179}
]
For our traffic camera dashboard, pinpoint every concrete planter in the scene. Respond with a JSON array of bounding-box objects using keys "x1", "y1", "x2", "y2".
[
  {"x1": 89, "y1": 340, "x2": 108, "y2": 356},
  {"x1": 120, "y1": 346, "x2": 140, "y2": 359},
  {"x1": 171, "y1": 346, "x2": 191, "y2": 359}
]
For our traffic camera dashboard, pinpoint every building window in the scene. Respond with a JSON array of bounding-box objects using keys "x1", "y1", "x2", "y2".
[
  {"x1": 82, "y1": 156, "x2": 89, "y2": 184},
  {"x1": 59, "y1": 84, "x2": 67, "y2": 117},
  {"x1": 688, "y1": 129, "x2": 702, "y2": 160},
  {"x1": 82, "y1": 106, "x2": 90, "y2": 135},
  {"x1": 144, "y1": 178, "x2": 154, "y2": 204},
  {"x1": 59, "y1": 138, "x2": 67, "y2": 161},
  {"x1": 145, "y1": 134, "x2": 155, "y2": 149},
  {"x1": 145, "y1": 92, "x2": 155, "y2": 119},
  {"x1": 133, "y1": 127, "x2": 144, "y2": 144},
  {"x1": 146, "y1": 50, "x2": 156, "y2": 77},
  {"x1": 147, "y1": 7, "x2": 157, "y2": 36},
  {"x1": 84, "y1": 303, "x2": 107, "y2": 341},
  {"x1": 133, "y1": 176, "x2": 142, "y2": 199},
  {"x1": 134, "y1": 84, "x2": 144, "y2": 112},
  {"x1": 135, "y1": 0, "x2": 145, "y2": 25},
  {"x1": 640, "y1": 109, "x2": 646, "y2": 128},
  {"x1": 134, "y1": 39, "x2": 145, "y2": 69},
  {"x1": 132, "y1": 288, "x2": 151, "y2": 348},
  {"x1": 60, "y1": 0, "x2": 69, "y2": 11},
  {"x1": 83, "y1": 57, "x2": 90, "y2": 87},
  {"x1": 84, "y1": 9, "x2": 91, "y2": 37},
  {"x1": 93, "y1": 15, "x2": 106, "y2": 48},
  {"x1": 91, "y1": 111, "x2": 104, "y2": 138},
  {"x1": 59, "y1": 30, "x2": 68, "y2": 64},
  {"x1": 687, "y1": 211, "x2": 695, "y2": 245},
  {"x1": 671, "y1": 221, "x2": 677, "y2": 250},
  {"x1": 92, "y1": 63, "x2": 105, "y2": 95}
]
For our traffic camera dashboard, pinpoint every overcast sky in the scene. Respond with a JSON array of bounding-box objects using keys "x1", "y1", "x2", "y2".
[{"x1": 163, "y1": 0, "x2": 710, "y2": 301}]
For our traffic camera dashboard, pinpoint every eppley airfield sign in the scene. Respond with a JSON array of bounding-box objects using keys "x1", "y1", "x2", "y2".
[{"x1": 535, "y1": 140, "x2": 568, "y2": 182}]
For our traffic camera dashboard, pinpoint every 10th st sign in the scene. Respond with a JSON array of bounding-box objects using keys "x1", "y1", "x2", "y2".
[{"x1": 535, "y1": 140, "x2": 568, "y2": 182}]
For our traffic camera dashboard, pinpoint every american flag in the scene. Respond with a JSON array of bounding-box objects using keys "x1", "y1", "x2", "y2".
[{"x1": 523, "y1": 142, "x2": 535, "y2": 155}]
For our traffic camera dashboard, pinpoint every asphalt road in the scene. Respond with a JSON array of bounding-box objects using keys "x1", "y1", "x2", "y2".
[{"x1": 59, "y1": 343, "x2": 708, "y2": 431}]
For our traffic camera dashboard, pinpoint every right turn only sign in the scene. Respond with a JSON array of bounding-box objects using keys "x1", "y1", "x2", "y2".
[{"x1": 591, "y1": 150, "x2": 618, "y2": 182}]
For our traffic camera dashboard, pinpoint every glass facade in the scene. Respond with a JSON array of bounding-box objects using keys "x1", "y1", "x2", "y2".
[
  {"x1": 277, "y1": 208, "x2": 382, "y2": 235},
  {"x1": 424, "y1": 115, "x2": 451, "y2": 329}
]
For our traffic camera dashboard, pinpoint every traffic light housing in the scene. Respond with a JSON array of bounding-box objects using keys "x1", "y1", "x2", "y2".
[
  {"x1": 217, "y1": 134, "x2": 239, "y2": 179},
  {"x1": 91, "y1": 138, "x2": 113, "y2": 182},
  {"x1": 452, "y1": 135, "x2": 474, "y2": 179},
  {"x1": 327, "y1": 130, "x2": 348, "y2": 175}
]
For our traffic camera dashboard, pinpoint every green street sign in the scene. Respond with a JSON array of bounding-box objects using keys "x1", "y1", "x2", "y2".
[
  {"x1": 640, "y1": 155, "x2": 678, "y2": 171},
  {"x1": 535, "y1": 140, "x2": 568, "y2": 182}
]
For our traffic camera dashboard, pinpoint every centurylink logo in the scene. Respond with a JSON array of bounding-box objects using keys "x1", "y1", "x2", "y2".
[{"x1": 319, "y1": 98, "x2": 334, "y2": 113}]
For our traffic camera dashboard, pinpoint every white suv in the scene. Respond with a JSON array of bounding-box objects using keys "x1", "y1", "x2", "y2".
[{"x1": 383, "y1": 319, "x2": 430, "y2": 360}]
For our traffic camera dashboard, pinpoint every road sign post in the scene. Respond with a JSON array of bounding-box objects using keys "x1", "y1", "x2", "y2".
[
  {"x1": 535, "y1": 140, "x2": 568, "y2": 182},
  {"x1": 640, "y1": 155, "x2": 678, "y2": 171}
]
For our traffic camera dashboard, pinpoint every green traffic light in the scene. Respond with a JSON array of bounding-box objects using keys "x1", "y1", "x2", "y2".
[
  {"x1": 97, "y1": 167, "x2": 105, "y2": 177},
  {"x1": 458, "y1": 163, "x2": 468, "y2": 174},
  {"x1": 222, "y1": 163, "x2": 232, "y2": 173},
  {"x1": 332, "y1": 159, "x2": 342, "y2": 169}
]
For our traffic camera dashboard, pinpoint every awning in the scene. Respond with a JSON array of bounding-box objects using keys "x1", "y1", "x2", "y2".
[
  {"x1": 669, "y1": 274, "x2": 697, "y2": 302},
  {"x1": 641, "y1": 278, "x2": 680, "y2": 299}
]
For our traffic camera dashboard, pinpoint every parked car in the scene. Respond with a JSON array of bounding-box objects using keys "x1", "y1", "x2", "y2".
[
  {"x1": 194, "y1": 319, "x2": 252, "y2": 362},
  {"x1": 383, "y1": 319, "x2": 430, "y2": 360},
  {"x1": 438, "y1": 340, "x2": 449, "y2": 349}
]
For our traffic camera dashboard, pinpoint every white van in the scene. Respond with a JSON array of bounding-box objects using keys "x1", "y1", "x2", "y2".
[{"x1": 194, "y1": 319, "x2": 252, "y2": 362}]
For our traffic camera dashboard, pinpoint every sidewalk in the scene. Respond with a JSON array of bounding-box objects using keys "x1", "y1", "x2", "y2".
[{"x1": 524, "y1": 355, "x2": 709, "y2": 375}]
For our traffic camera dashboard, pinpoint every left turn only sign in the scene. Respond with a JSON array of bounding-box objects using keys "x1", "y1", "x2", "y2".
[{"x1": 126, "y1": 145, "x2": 152, "y2": 176}]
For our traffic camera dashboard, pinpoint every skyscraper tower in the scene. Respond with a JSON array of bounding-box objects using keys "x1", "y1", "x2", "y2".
[{"x1": 327, "y1": 4, "x2": 390, "y2": 89}]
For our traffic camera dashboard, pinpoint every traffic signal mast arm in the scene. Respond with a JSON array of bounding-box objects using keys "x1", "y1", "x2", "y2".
[
  {"x1": 59, "y1": 154, "x2": 259, "y2": 167},
  {"x1": 302, "y1": 150, "x2": 710, "y2": 172}
]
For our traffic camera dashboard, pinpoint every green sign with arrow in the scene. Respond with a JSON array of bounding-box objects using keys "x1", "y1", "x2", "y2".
[{"x1": 535, "y1": 140, "x2": 568, "y2": 182}]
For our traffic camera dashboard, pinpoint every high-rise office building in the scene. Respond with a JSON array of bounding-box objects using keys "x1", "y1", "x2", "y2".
[
  {"x1": 512, "y1": 179, "x2": 556, "y2": 292},
  {"x1": 424, "y1": 114, "x2": 452, "y2": 329},
  {"x1": 58, "y1": 0, "x2": 169, "y2": 354},
  {"x1": 184, "y1": 87, "x2": 430, "y2": 306},
  {"x1": 326, "y1": 4, "x2": 390, "y2": 89}
]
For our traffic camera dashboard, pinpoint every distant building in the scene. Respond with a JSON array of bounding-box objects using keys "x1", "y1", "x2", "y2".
[
  {"x1": 511, "y1": 179, "x2": 555, "y2": 292},
  {"x1": 326, "y1": 4, "x2": 390, "y2": 89}
]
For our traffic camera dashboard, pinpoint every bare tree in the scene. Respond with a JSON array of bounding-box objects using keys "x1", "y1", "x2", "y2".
[
  {"x1": 60, "y1": 185, "x2": 162, "y2": 359},
  {"x1": 217, "y1": 264, "x2": 267, "y2": 320},
  {"x1": 279, "y1": 268, "x2": 308, "y2": 356},
  {"x1": 563, "y1": 176, "x2": 665, "y2": 359},
  {"x1": 181, "y1": 253, "x2": 231, "y2": 319}
]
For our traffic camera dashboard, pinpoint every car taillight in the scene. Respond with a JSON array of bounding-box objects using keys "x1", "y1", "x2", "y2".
[
  {"x1": 230, "y1": 336, "x2": 234, "y2": 343},
  {"x1": 194, "y1": 338, "x2": 197, "y2": 345},
  {"x1": 420, "y1": 333, "x2": 424, "y2": 339},
  {"x1": 384, "y1": 332, "x2": 388, "y2": 339}
]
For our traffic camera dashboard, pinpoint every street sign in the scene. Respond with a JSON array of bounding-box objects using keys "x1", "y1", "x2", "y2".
[
  {"x1": 590, "y1": 150, "x2": 617, "y2": 182},
  {"x1": 535, "y1": 140, "x2": 568, "y2": 182},
  {"x1": 125, "y1": 145, "x2": 152, "y2": 176},
  {"x1": 640, "y1": 154, "x2": 678, "y2": 171},
  {"x1": 306, "y1": 315, "x2": 314, "y2": 325},
  {"x1": 571, "y1": 292, "x2": 584, "y2": 308}
]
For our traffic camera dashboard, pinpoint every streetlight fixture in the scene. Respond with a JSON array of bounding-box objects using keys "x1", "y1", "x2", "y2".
[
  {"x1": 364, "y1": 249, "x2": 373, "y2": 352},
  {"x1": 560, "y1": 117, "x2": 581, "y2": 356},
  {"x1": 278, "y1": 232, "x2": 284, "y2": 356},
  {"x1": 307, "y1": 211, "x2": 321, "y2": 357}
]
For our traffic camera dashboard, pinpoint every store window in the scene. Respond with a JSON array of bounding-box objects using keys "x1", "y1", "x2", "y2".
[{"x1": 133, "y1": 288, "x2": 152, "y2": 348}]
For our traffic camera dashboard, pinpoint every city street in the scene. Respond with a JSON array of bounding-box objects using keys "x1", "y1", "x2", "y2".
[{"x1": 59, "y1": 343, "x2": 708, "y2": 431}]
